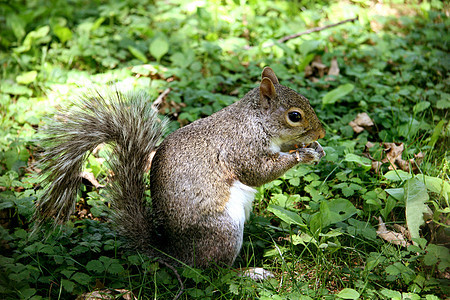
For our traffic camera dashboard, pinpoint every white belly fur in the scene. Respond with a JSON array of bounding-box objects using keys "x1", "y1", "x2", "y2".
[{"x1": 226, "y1": 180, "x2": 257, "y2": 259}]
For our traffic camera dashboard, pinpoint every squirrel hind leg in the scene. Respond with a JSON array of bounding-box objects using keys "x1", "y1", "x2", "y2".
[{"x1": 162, "y1": 215, "x2": 241, "y2": 268}]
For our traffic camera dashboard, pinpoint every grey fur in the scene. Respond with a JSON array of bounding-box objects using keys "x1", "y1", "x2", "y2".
[
  {"x1": 36, "y1": 90, "x2": 167, "y2": 253},
  {"x1": 37, "y1": 67, "x2": 325, "y2": 268}
]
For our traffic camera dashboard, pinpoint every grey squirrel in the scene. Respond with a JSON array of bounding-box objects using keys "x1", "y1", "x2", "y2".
[{"x1": 37, "y1": 67, "x2": 325, "y2": 269}]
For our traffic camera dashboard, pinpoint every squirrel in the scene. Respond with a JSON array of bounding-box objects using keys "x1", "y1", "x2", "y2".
[{"x1": 36, "y1": 67, "x2": 325, "y2": 269}]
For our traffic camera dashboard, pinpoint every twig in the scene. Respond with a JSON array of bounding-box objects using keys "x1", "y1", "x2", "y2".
[
  {"x1": 158, "y1": 259, "x2": 184, "y2": 300},
  {"x1": 245, "y1": 17, "x2": 358, "y2": 50},
  {"x1": 151, "y1": 88, "x2": 171, "y2": 112}
]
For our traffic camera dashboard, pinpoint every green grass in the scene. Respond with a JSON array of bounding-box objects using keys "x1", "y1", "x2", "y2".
[{"x1": 0, "y1": 0, "x2": 449, "y2": 299}]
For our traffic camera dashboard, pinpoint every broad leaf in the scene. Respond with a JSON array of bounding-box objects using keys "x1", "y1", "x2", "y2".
[
  {"x1": 128, "y1": 46, "x2": 148, "y2": 63},
  {"x1": 337, "y1": 288, "x2": 360, "y2": 299},
  {"x1": 322, "y1": 83, "x2": 354, "y2": 106},
  {"x1": 16, "y1": 71, "x2": 37, "y2": 84},
  {"x1": 267, "y1": 204, "x2": 305, "y2": 226},
  {"x1": 149, "y1": 36, "x2": 169, "y2": 61},
  {"x1": 384, "y1": 170, "x2": 412, "y2": 182},
  {"x1": 404, "y1": 178, "x2": 429, "y2": 240},
  {"x1": 345, "y1": 153, "x2": 371, "y2": 170},
  {"x1": 416, "y1": 174, "x2": 450, "y2": 201}
]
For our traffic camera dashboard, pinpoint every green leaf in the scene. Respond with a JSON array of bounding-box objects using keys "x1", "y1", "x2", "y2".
[
  {"x1": 92, "y1": 17, "x2": 106, "y2": 31},
  {"x1": 327, "y1": 198, "x2": 357, "y2": 223},
  {"x1": 385, "y1": 188, "x2": 404, "y2": 201},
  {"x1": 229, "y1": 282, "x2": 239, "y2": 295},
  {"x1": 322, "y1": 83, "x2": 354, "y2": 106},
  {"x1": 404, "y1": 178, "x2": 429, "y2": 240},
  {"x1": 344, "y1": 153, "x2": 371, "y2": 170},
  {"x1": 149, "y1": 37, "x2": 169, "y2": 62},
  {"x1": 19, "y1": 288, "x2": 36, "y2": 299},
  {"x1": 423, "y1": 244, "x2": 450, "y2": 271},
  {"x1": 0, "y1": 83, "x2": 33, "y2": 96},
  {"x1": 336, "y1": 288, "x2": 360, "y2": 299},
  {"x1": 299, "y1": 40, "x2": 321, "y2": 55},
  {"x1": 384, "y1": 170, "x2": 412, "y2": 182},
  {"x1": 267, "y1": 204, "x2": 305, "y2": 226},
  {"x1": 182, "y1": 268, "x2": 207, "y2": 284},
  {"x1": 347, "y1": 218, "x2": 377, "y2": 240},
  {"x1": 128, "y1": 46, "x2": 148, "y2": 63},
  {"x1": 19, "y1": 25, "x2": 51, "y2": 53},
  {"x1": 342, "y1": 186, "x2": 355, "y2": 197},
  {"x1": 413, "y1": 101, "x2": 430, "y2": 114},
  {"x1": 380, "y1": 288, "x2": 402, "y2": 299},
  {"x1": 428, "y1": 120, "x2": 445, "y2": 148},
  {"x1": 106, "y1": 262, "x2": 124, "y2": 275},
  {"x1": 86, "y1": 260, "x2": 104, "y2": 273},
  {"x1": 61, "y1": 279, "x2": 75, "y2": 292},
  {"x1": 291, "y1": 233, "x2": 317, "y2": 246},
  {"x1": 14, "y1": 228, "x2": 28, "y2": 239},
  {"x1": 416, "y1": 174, "x2": 450, "y2": 201},
  {"x1": 16, "y1": 71, "x2": 37, "y2": 85},
  {"x1": 60, "y1": 270, "x2": 75, "y2": 279},
  {"x1": 7, "y1": 14, "x2": 26, "y2": 41},
  {"x1": 53, "y1": 25, "x2": 72, "y2": 43},
  {"x1": 436, "y1": 98, "x2": 450, "y2": 109},
  {"x1": 71, "y1": 272, "x2": 91, "y2": 285}
]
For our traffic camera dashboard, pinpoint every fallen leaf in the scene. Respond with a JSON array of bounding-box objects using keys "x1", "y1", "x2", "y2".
[
  {"x1": 327, "y1": 57, "x2": 340, "y2": 78},
  {"x1": 304, "y1": 65, "x2": 313, "y2": 77},
  {"x1": 77, "y1": 289, "x2": 136, "y2": 300},
  {"x1": 311, "y1": 61, "x2": 327, "y2": 78},
  {"x1": 383, "y1": 142, "x2": 404, "y2": 170},
  {"x1": 372, "y1": 161, "x2": 383, "y2": 174},
  {"x1": 393, "y1": 224, "x2": 411, "y2": 240},
  {"x1": 376, "y1": 217, "x2": 410, "y2": 247},
  {"x1": 80, "y1": 171, "x2": 104, "y2": 189},
  {"x1": 365, "y1": 141, "x2": 375, "y2": 148},
  {"x1": 349, "y1": 113, "x2": 374, "y2": 133},
  {"x1": 366, "y1": 142, "x2": 424, "y2": 173}
]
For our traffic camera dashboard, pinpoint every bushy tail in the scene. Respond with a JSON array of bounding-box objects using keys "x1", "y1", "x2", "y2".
[{"x1": 36, "y1": 90, "x2": 167, "y2": 248}]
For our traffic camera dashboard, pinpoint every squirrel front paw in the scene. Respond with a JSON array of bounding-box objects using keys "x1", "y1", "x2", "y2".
[{"x1": 293, "y1": 141, "x2": 325, "y2": 164}]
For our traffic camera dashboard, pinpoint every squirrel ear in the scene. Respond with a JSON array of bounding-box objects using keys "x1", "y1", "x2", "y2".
[
  {"x1": 260, "y1": 77, "x2": 277, "y2": 110},
  {"x1": 261, "y1": 67, "x2": 279, "y2": 84}
]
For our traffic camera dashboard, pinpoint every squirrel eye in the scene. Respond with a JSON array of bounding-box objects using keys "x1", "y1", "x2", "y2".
[
  {"x1": 288, "y1": 111, "x2": 302, "y2": 123},
  {"x1": 285, "y1": 107, "x2": 305, "y2": 127}
]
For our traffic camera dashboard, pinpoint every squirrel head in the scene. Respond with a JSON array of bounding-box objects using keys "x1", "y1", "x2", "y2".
[{"x1": 257, "y1": 67, "x2": 325, "y2": 153}]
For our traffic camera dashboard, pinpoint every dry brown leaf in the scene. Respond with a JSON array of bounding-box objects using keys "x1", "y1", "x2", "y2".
[
  {"x1": 376, "y1": 217, "x2": 411, "y2": 247},
  {"x1": 366, "y1": 142, "x2": 423, "y2": 173},
  {"x1": 327, "y1": 57, "x2": 340, "y2": 78},
  {"x1": 77, "y1": 289, "x2": 136, "y2": 300},
  {"x1": 384, "y1": 142, "x2": 403, "y2": 161},
  {"x1": 80, "y1": 171, "x2": 104, "y2": 189},
  {"x1": 365, "y1": 141, "x2": 375, "y2": 150},
  {"x1": 372, "y1": 161, "x2": 383, "y2": 174},
  {"x1": 393, "y1": 224, "x2": 411, "y2": 240},
  {"x1": 349, "y1": 113, "x2": 374, "y2": 133},
  {"x1": 304, "y1": 65, "x2": 313, "y2": 77},
  {"x1": 92, "y1": 144, "x2": 105, "y2": 155},
  {"x1": 311, "y1": 61, "x2": 327, "y2": 78}
]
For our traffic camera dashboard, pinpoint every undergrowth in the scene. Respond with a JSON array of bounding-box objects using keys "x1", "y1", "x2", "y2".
[{"x1": 0, "y1": 0, "x2": 448, "y2": 299}]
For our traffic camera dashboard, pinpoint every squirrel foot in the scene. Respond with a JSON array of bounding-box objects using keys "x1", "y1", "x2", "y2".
[{"x1": 238, "y1": 267, "x2": 275, "y2": 281}]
